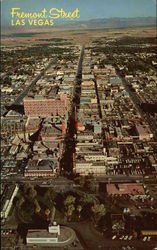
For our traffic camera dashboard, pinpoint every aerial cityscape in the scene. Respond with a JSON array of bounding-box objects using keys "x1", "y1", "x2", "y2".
[{"x1": 1, "y1": 1, "x2": 157, "y2": 250}]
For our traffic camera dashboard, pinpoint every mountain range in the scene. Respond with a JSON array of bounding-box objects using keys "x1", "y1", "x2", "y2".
[
  {"x1": 1, "y1": 17, "x2": 156, "y2": 34},
  {"x1": 61, "y1": 17, "x2": 156, "y2": 29}
]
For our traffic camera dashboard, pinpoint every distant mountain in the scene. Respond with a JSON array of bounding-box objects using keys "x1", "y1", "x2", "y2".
[
  {"x1": 60, "y1": 16, "x2": 156, "y2": 29},
  {"x1": 1, "y1": 17, "x2": 156, "y2": 34}
]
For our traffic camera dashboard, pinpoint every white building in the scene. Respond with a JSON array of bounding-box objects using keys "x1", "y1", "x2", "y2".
[
  {"x1": 75, "y1": 161, "x2": 106, "y2": 175},
  {"x1": 1, "y1": 185, "x2": 19, "y2": 220},
  {"x1": 26, "y1": 223, "x2": 76, "y2": 247}
]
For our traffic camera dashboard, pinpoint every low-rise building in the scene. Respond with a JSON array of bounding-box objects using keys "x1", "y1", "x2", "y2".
[
  {"x1": 1, "y1": 184, "x2": 19, "y2": 220},
  {"x1": 26, "y1": 223, "x2": 76, "y2": 247}
]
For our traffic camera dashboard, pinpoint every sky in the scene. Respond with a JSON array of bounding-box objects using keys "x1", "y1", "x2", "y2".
[{"x1": 1, "y1": 0, "x2": 157, "y2": 27}]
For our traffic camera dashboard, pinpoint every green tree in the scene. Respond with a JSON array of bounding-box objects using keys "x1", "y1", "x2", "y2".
[
  {"x1": 84, "y1": 179, "x2": 95, "y2": 192},
  {"x1": 16, "y1": 183, "x2": 39, "y2": 223},
  {"x1": 64, "y1": 195, "x2": 76, "y2": 207},
  {"x1": 67, "y1": 204, "x2": 75, "y2": 221},
  {"x1": 91, "y1": 203, "x2": 106, "y2": 225},
  {"x1": 112, "y1": 220, "x2": 125, "y2": 235},
  {"x1": 18, "y1": 200, "x2": 35, "y2": 224},
  {"x1": 23, "y1": 183, "x2": 37, "y2": 201},
  {"x1": 78, "y1": 175, "x2": 96, "y2": 191},
  {"x1": 23, "y1": 183, "x2": 33, "y2": 194},
  {"x1": 80, "y1": 194, "x2": 93, "y2": 205}
]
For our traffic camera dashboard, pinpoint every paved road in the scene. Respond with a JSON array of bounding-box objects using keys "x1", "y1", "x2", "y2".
[
  {"x1": 61, "y1": 44, "x2": 85, "y2": 172},
  {"x1": 2, "y1": 174, "x2": 157, "y2": 186},
  {"x1": 0, "y1": 175, "x2": 141, "y2": 184},
  {"x1": 1, "y1": 176, "x2": 74, "y2": 190},
  {"x1": 70, "y1": 44, "x2": 85, "y2": 113},
  {"x1": 5, "y1": 58, "x2": 56, "y2": 112}
]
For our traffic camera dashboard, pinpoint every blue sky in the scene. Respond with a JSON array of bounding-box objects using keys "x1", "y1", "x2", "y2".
[{"x1": 1, "y1": 0, "x2": 156, "y2": 26}]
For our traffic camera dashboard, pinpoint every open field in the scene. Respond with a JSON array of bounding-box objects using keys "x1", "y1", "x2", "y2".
[{"x1": 1, "y1": 26, "x2": 156, "y2": 46}]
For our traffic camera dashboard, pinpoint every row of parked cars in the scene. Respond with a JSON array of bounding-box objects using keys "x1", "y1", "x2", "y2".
[
  {"x1": 112, "y1": 235, "x2": 133, "y2": 241},
  {"x1": 1, "y1": 230, "x2": 16, "y2": 236},
  {"x1": 121, "y1": 246, "x2": 136, "y2": 250},
  {"x1": 142, "y1": 236, "x2": 151, "y2": 241},
  {"x1": 112, "y1": 234, "x2": 153, "y2": 242}
]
